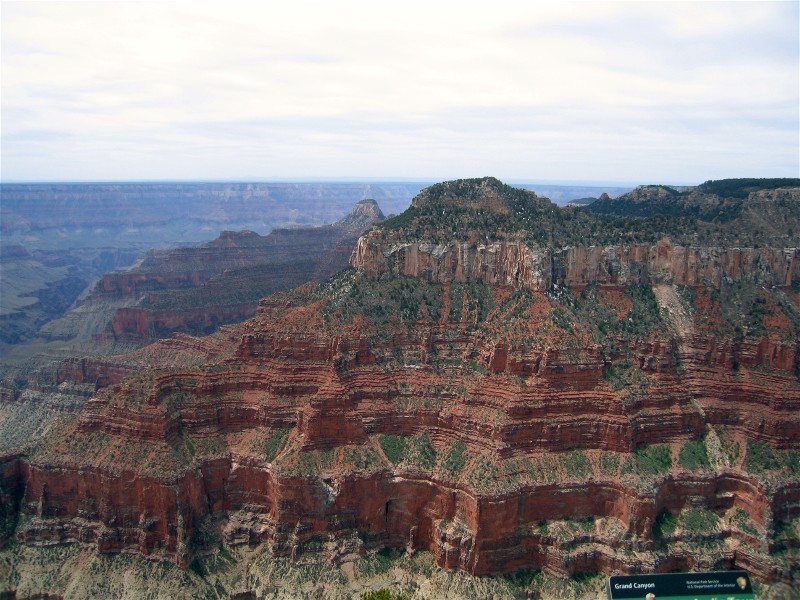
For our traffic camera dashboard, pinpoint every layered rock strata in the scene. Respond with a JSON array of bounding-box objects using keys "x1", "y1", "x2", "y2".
[
  {"x1": 1, "y1": 178, "x2": 798, "y2": 589},
  {"x1": 352, "y1": 237, "x2": 798, "y2": 291},
  {"x1": 44, "y1": 199, "x2": 385, "y2": 344},
  {"x1": 2, "y1": 283, "x2": 798, "y2": 584}
]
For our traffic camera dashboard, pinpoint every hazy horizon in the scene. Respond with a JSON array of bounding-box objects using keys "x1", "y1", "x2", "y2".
[
  {"x1": 0, "y1": 176, "x2": 661, "y2": 187},
  {"x1": 2, "y1": 1, "x2": 798, "y2": 183}
]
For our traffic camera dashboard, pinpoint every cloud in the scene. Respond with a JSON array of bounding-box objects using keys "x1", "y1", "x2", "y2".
[{"x1": 1, "y1": 1, "x2": 797, "y2": 182}]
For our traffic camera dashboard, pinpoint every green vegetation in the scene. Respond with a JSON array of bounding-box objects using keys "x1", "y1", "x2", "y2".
[
  {"x1": 344, "y1": 446, "x2": 380, "y2": 471},
  {"x1": 378, "y1": 434, "x2": 407, "y2": 464},
  {"x1": 456, "y1": 281, "x2": 494, "y2": 323},
  {"x1": 358, "y1": 547, "x2": 405, "y2": 578},
  {"x1": 0, "y1": 482, "x2": 22, "y2": 546},
  {"x1": 407, "y1": 433, "x2": 436, "y2": 469},
  {"x1": 361, "y1": 590, "x2": 409, "y2": 600},
  {"x1": 744, "y1": 439, "x2": 781, "y2": 473},
  {"x1": 562, "y1": 283, "x2": 669, "y2": 348},
  {"x1": 679, "y1": 438, "x2": 710, "y2": 471},
  {"x1": 697, "y1": 178, "x2": 800, "y2": 199},
  {"x1": 524, "y1": 456, "x2": 559, "y2": 484},
  {"x1": 782, "y1": 449, "x2": 800, "y2": 475},
  {"x1": 602, "y1": 359, "x2": 628, "y2": 392},
  {"x1": 497, "y1": 287, "x2": 536, "y2": 320},
  {"x1": 681, "y1": 508, "x2": 720, "y2": 532},
  {"x1": 447, "y1": 284, "x2": 465, "y2": 320},
  {"x1": 603, "y1": 358, "x2": 651, "y2": 405},
  {"x1": 560, "y1": 450, "x2": 592, "y2": 479},
  {"x1": 442, "y1": 440, "x2": 468, "y2": 475},
  {"x1": 265, "y1": 428, "x2": 291, "y2": 461},
  {"x1": 378, "y1": 177, "x2": 799, "y2": 250},
  {"x1": 620, "y1": 284, "x2": 665, "y2": 337},
  {"x1": 396, "y1": 175, "x2": 799, "y2": 249},
  {"x1": 467, "y1": 454, "x2": 502, "y2": 491},
  {"x1": 652, "y1": 508, "x2": 677, "y2": 538},
  {"x1": 774, "y1": 517, "x2": 799, "y2": 542},
  {"x1": 716, "y1": 430, "x2": 741, "y2": 466},
  {"x1": 188, "y1": 543, "x2": 236, "y2": 578},
  {"x1": 181, "y1": 432, "x2": 196, "y2": 457},
  {"x1": 708, "y1": 278, "x2": 796, "y2": 342},
  {"x1": 676, "y1": 284, "x2": 696, "y2": 311},
  {"x1": 599, "y1": 452, "x2": 620, "y2": 476},
  {"x1": 501, "y1": 568, "x2": 539, "y2": 593},
  {"x1": 733, "y1": 508, "x2": 759, "y2": 536},
  {"x1": 321, "y1": 274, "x2": 444, "y2": 331},
  {"x1": 622, "y1": 444, "x2": 672, "y2": 476}
]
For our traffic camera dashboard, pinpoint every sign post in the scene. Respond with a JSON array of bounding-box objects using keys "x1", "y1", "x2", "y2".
[{"x1": 608, "y1": 571, "x2": 754, "y2": 600}]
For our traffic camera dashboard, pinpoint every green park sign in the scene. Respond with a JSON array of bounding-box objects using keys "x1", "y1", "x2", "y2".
[{"x1": 608, "y1": 571, "x2": 754, "y2": 600}]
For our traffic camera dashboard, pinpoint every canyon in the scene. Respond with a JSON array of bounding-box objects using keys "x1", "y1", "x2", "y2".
[
  {"x1": 48, "y1": 198, "x2": 386, "y2": 344},
  {"x1": 0, "y1": 182, "x2": 420, "y2": 351},
  {"x1": 1, "y1": 177, "x2": 798, "y2": 598}
]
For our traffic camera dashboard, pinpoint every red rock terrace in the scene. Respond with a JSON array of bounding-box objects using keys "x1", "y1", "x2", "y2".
[{"x1": 1, "y1": 178, "x2": 798, "y2": 587}]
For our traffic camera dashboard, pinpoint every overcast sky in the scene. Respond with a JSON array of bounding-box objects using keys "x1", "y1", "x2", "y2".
[{"x1": 2, "y1": 1, "x2": 798, "y2": 184}]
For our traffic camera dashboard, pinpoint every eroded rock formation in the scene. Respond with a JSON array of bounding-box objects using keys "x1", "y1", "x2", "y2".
[
  {"x1": 1, "y1": 178, "x2": 798, "y2": 590},
  {"x1": 47, "y1": 199, "x2": 385, "y2": 344}
]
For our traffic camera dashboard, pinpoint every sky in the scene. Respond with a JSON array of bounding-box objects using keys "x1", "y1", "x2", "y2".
[{"x1": 1, "y1": 1, "x2": 798, "y2": 184}]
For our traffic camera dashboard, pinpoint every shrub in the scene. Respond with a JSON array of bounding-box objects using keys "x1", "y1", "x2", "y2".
[
  {"x1": 679, "y1": 438, "x2": 710, "y2": 471},
  {"x1": 345, "y1": 447, "x2": 380, "y2": 471},
  {"x1": 408, "y1": 433, "x2": 436, "y2": 469},
  {"x1": 624, "y1": 444, "x2": 672, "y2": 476},
  {"x1": 361, "y1": 588, "x2": 409, "y2": 600},
  {"x1": 599, "y1": 453, "x2": 620, "y2": 476},
  {"x1": 676, "y1": 284, "x2": 696, "y2": 311},
  {"x1": 681, "y1": 508, "x2": 720, "y2": 532},
  {"x1": 619, "y1": 284, "x2": 667, "y2": 338},
  {"x1": 733, "y1": 508, "x2": 759, "y2": 536},
  {"x1": 561, "y1": 450, "x2": 592, "y2": 479},
  {"x1": 467, "y1": 454, "x2": 501, "y2": 491},
  {"x1": 378, "y1": 434, "x2": 406, "y2": 464},
  {"x1": 744, "y1": 440, "x2": 780, "y2": 473},
  {"x1": 652, "y1": 508, "x2": 677, "y2": 538},
  {"x1": 782, "y1": 449, "x2": 800, "y2": 475},
  {"x1": 265, "y1": 428, "x2": 291, "y2": 461},
  {"x1": 442, "y1": 440, "x2": 467, "y2": 475}
]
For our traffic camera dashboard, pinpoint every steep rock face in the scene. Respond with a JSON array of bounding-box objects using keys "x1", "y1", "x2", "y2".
[
  {"x1": 352, "y1": 238, "x2": 550, "y2": 289},
  {"x1": 2, "y1": 280, "x2": 798, "y2": 583},
  {"x1": 558, "y1": 243, "x2": 798, "y2": 288},
  {"x1": 2, "y1": 178, "x2": 799, "y2": 588},
  {"x1": 109, "y1": 303, "x2": 258, "y2": 342},
  {"x1": 55, "y1": 357, "x2": 136, "y2": 390},
  {"x1": 352, "y1": 236, "x2": 798, "y2": 291}
]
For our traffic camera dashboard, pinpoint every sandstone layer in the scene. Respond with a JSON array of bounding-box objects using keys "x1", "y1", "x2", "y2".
[{"x1": 1, "y1": 178, "x2": 798, "y2": 593}]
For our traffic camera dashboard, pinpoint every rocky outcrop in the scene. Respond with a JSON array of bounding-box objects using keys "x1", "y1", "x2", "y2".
[
  {"x1": 352, "y1": 238, "x2": 550, "y2": 289},
  {"x1": 109, "y1": 303, "x2": 258, "y2": 342},
  {"x1": 2, "y1": 178, "x2": 799, "y2": 590},
  {"x1": 2, "y1": 285, "x2": 798, "y2": 583},
  {"x1": 1, "y1": 183, "x2": 416, "y2": 351},
  {"x1": 352, "y1": 236, "x2": 798, "y2": 291},
  {"x1": 55, "y1": 357, "x2": 136, "y2": 390},
  {"x1": 2, "y1": 453, "x2": 797, "y2": 582},
  {"x1": 558, "y1": 243, "x2": 798, "y2": 288}
]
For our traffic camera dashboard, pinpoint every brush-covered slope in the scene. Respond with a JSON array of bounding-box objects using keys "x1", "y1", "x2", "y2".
[{"x1": 1, "y1": 178, "x2": 799, "y2": 595}]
